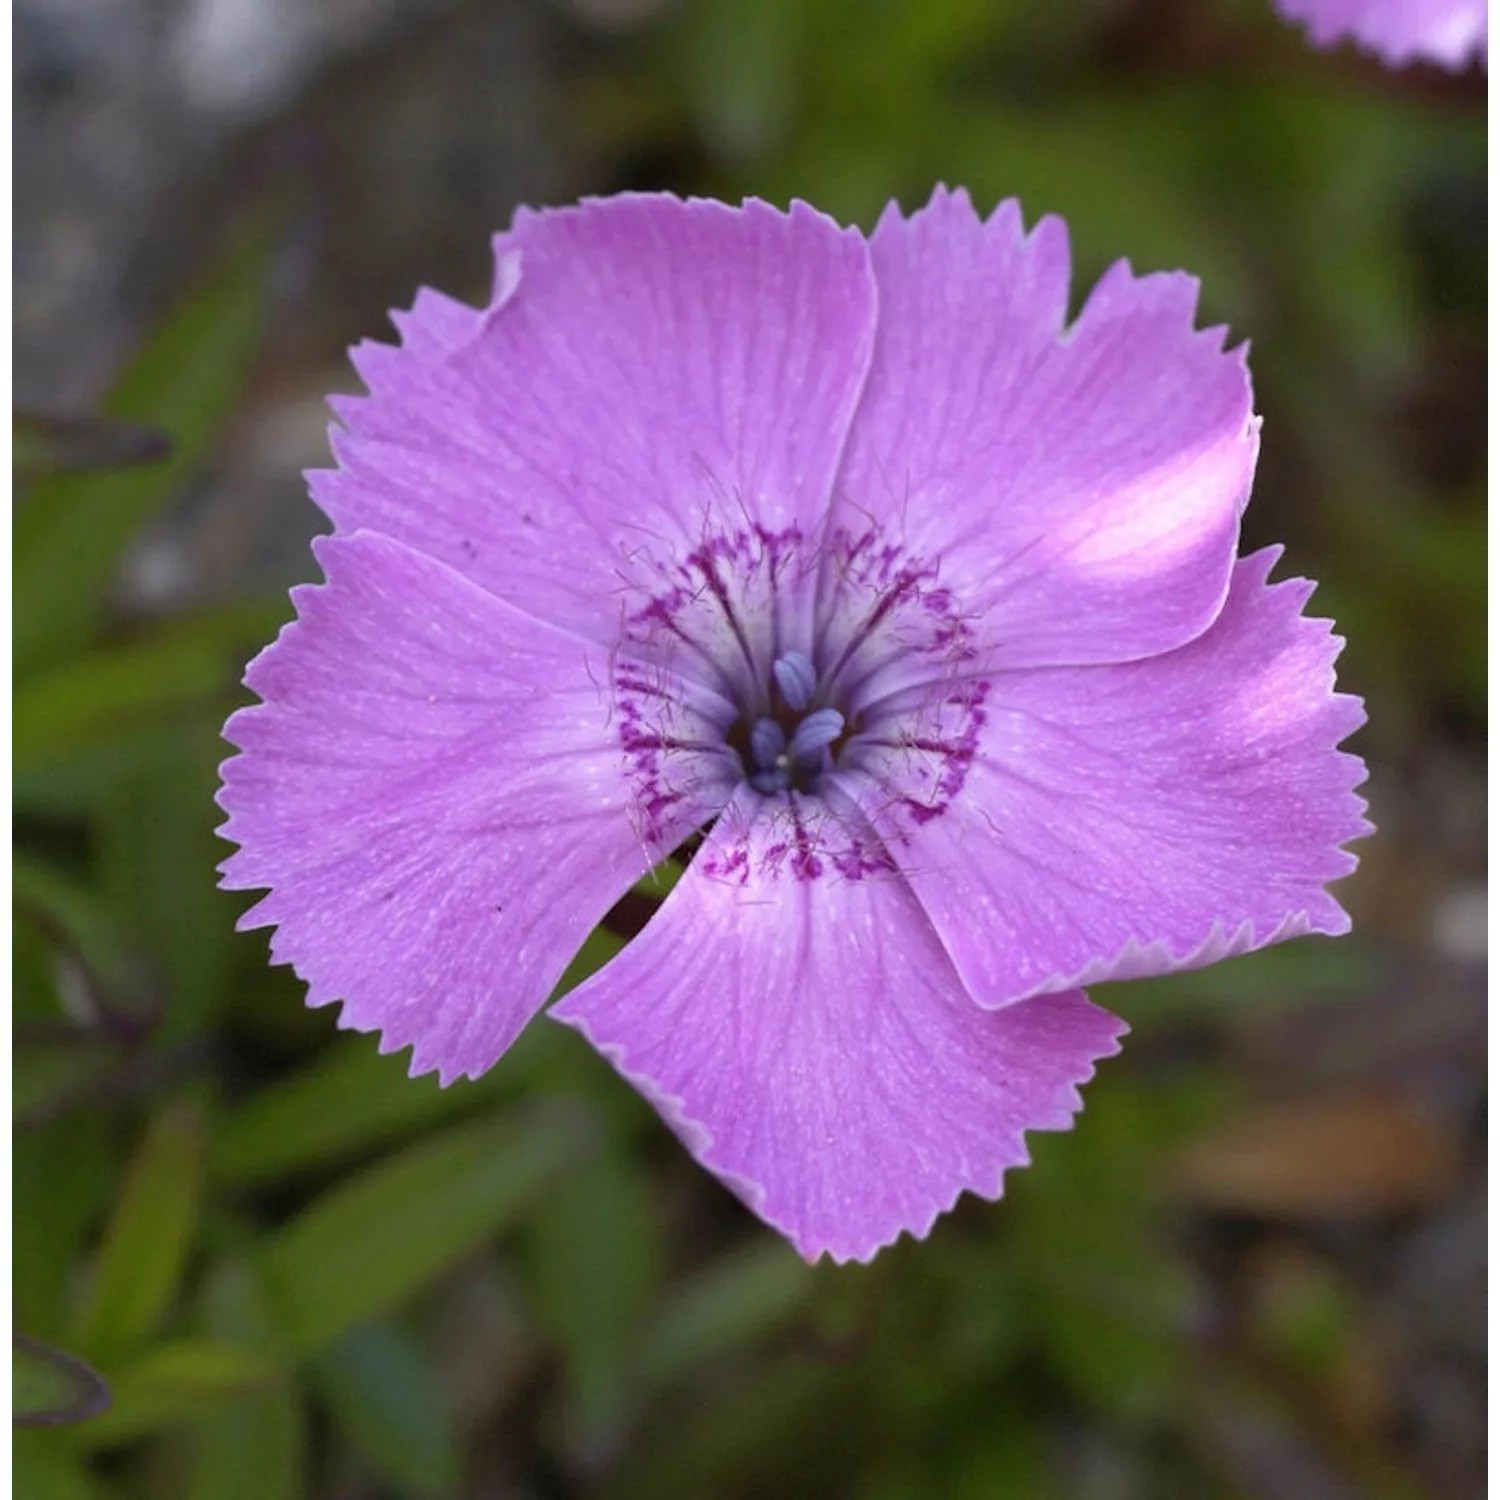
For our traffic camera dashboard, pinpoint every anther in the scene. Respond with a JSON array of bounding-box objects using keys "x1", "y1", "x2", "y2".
[
  {"x1": 772, "y1": 651, "x2": 818, "y2": 713},
  {"x1": 749, "y1": 717, "x2": 787, "y2": 772},
  {"x1": 787, "y1": 707, "x2": 846, "y2": 763}
]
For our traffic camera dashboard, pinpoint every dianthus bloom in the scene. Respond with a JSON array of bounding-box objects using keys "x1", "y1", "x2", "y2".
[
  {"x1": 218, "y1": 189, "x2": 1369, "y2": 1262},
  {"x1": 1275, "y1": 0, "x2": 1486, "y2": 68}
]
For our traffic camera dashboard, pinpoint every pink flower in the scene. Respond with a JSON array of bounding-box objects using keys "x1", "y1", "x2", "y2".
[
  {"x1": 218, "y1": 190, "x2": 1369, "y2": 1263},
  {"x1": 1275, "y1": 0, "x2": 1487, "y2": 68}
]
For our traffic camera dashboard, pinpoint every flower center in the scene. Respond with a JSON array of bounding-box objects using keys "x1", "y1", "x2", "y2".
[
  {"x1": 733, "y1": 649, "x2": 849, "y2": 794},
  {"x1": 611, "y1": 521, "x2": 991, "y2": 870}
]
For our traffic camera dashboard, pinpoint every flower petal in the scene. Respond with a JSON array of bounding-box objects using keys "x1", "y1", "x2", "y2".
[
  {"x1": 315, "y1": 195, "x2": 879, "y2": 646},
  {"x1": 839, "y1": 548, "x2": 1370, "y2": 1007},
  {"x1": 217, "y1": 530, "x2": 734, "y2": 1083},
  {"x1": 1275, "y1": 0, "x2": 1486, "y2": 69},
  {"x1": 834, "y1": 186, "x2": 1257, "y2": 668},
  {"x1": 550, "y1": 788, "x2": 1125, "y2": 1263}
]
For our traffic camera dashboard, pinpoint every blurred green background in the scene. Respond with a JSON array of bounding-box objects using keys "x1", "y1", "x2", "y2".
[{"x1": 13, "y1": 0, "x2": 1485, "y2": 1496}]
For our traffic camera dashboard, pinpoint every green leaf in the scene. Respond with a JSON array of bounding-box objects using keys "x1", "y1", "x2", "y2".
[
  {"x1": 13, "y1": 910, "x2": 63, "y2": 1023},
  {"x1": 14, "y1": 1335, "x2": 111, "y2": 1428},
  {"x1": 13, "y1": 206, "x2": 276, "y2": 680},
  {"x1": 12, "y1": 854, "x2": 156, "y2": 1022},
  {"x1": 13, "y1": 1431, "x2": 111, "y2": 1500},
  {"x1": 1106, "y1": 939, "x2": 1384, "y2": 1030},
  {"x1": 186, "y1": 1379, "x2": 305, "y2": 1500},
  {"x1": 681, "y1": 0, "x2": 810, "y2": 163},
  {"x1": 311, "y1": 1322, "x2": 461, "y2": 1498},
  {"x1": 261, "y1": 1102, "x2": 592, "y2": 1355},
  {"x1": 92, "y1": 723, "x2": 248, "y2": 1038},
  {"x1": 187, "y1": 1260, "x2": 307, "y2": 1500},
  {"x1": 73, "y1": 1104, "x2": 206, "y2": 1366},
  {"x1": 213, "y1": 1038, "x2": 503, "y2": 1190},
  {"x1": 14, "y1": 1113, "x2": 116, "y2": 1344},
  {"x1": 638, "y1": 1240, "x2": 814, "y2": 1395},
  {"x1": 935, "y1": 100, "x2": 1252, "y2": 322},
  {"x1": 523, "y1": 1150, "x2": 662, "y2": 1449},
  {"x1": 72, "y1": 1340, "x2": 275, "y2": 1449},
  {"x1": 14, "y1": 602, "x2": 287, "y2": 776},
  {"x1": 13, "y1": 1028, "x2": 120, "y2": 1126},
  {"x1": 1001, "y1": 1078, "x2": 1212, "y2": 1428},
  {"x1": 608, "y1": 1359, "x2": 841, "y2": 1500},
  {"x1": 948, "y1": 1429, "x2": 1062, "y2": 1500},
  {"x1": 12, "y1": 725, "x2": 202, "y2": 820}
]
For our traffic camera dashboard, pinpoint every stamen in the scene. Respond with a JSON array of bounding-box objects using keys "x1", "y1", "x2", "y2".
[
  {"x1": 787, "y1": 707, "x2": 845, "y2": 763},
  {"x1": 749, "y1": 717, "x2": 787, "y2": 771},
  {"x1": 750, "y1": 766, "x2": 792, "y2": 794},
  {"x1": 772, "y1": 651, "x2": 818, "y2": 712}
]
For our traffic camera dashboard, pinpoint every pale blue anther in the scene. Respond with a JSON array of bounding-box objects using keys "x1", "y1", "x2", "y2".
[
  {"x1": 749, "y1": 717, "x2": 786, "y2": 772},
  {"x1": 787, "y1": 707, "x2": 846, "y2": 763},
  {"x1": 749, "y1": 714, "x2": 792, "y2": 794},
  {"x1": 772, "y1": 651, "x2": 818, "y2": 713},
  {"x1": 745, "y1": 702, "x2": 844, "y2": 795}
]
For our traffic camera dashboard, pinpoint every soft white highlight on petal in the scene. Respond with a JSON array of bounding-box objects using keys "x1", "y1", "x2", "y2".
[
  {"x1": 834, "y1": 187, "x2": 1258, "y2": 670},
  {"x1": 839, "y1": 548, "x2": 1370, "y2": 1008}
]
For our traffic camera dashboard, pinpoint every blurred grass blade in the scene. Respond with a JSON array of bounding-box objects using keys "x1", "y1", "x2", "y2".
[
  {"x1": 638, "y1": 1240, "x2": 815, "y2": 1395},
  {"x1": 13, "y1": 725, "x2": 201, "y2": 820},
  {"x1": 13, "y1": 411, "x2": 171, "y2": 485},
  {"x1": 188, "y1": 1260, "x2": 307, "y2": 1500},
  {"x1": 608, "y1": 1362, "x2": 837, "y2": 1500},
  {"x1": 682, "y1": 0, "x2": 809, "y2": 162},
  {"x1": 73, "y1": 1103, "x2": 206, "y2": 1366},
  {"x1": 13, "y1": 1027, "x2": 121, "y2": 1126},
  {"x1": 13, "y1": 206, "x2": 277, "y2": 679},
  {"x1": 14, "y1": 1430, "x2": 112, "y2": 1500},
  {"x1": 311, "y1": 1321, "x2": 461, "y2": 1498},
  {"x1": 92, "y1": 722, "x2": 249, "y2": 1040},
  {"x1": 214, "y1": 1038, "x2": 502, "y2": 1190},
  {"x1": 261, "y1": 1101, "x2": 592, "y2": 1355},
  {"x1": 14, "y1": 1334, "x2": 112, "y2": 1427},
  {"x1": 524, "y1": 1151, "x2": 662, "y2": 1451},
  {"x1": 14, "y1": 1114, "x2": 115, "y2": 1348},
  {"x1": 71, "y1": 1340, "x2": 275, "y2": 1449},
  {"x1": 14, "y1": 601, "x2": 290, "y2": 776},
  {"x1": 12, "y1": 853, "x2": 156, "y2": 1026}
]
